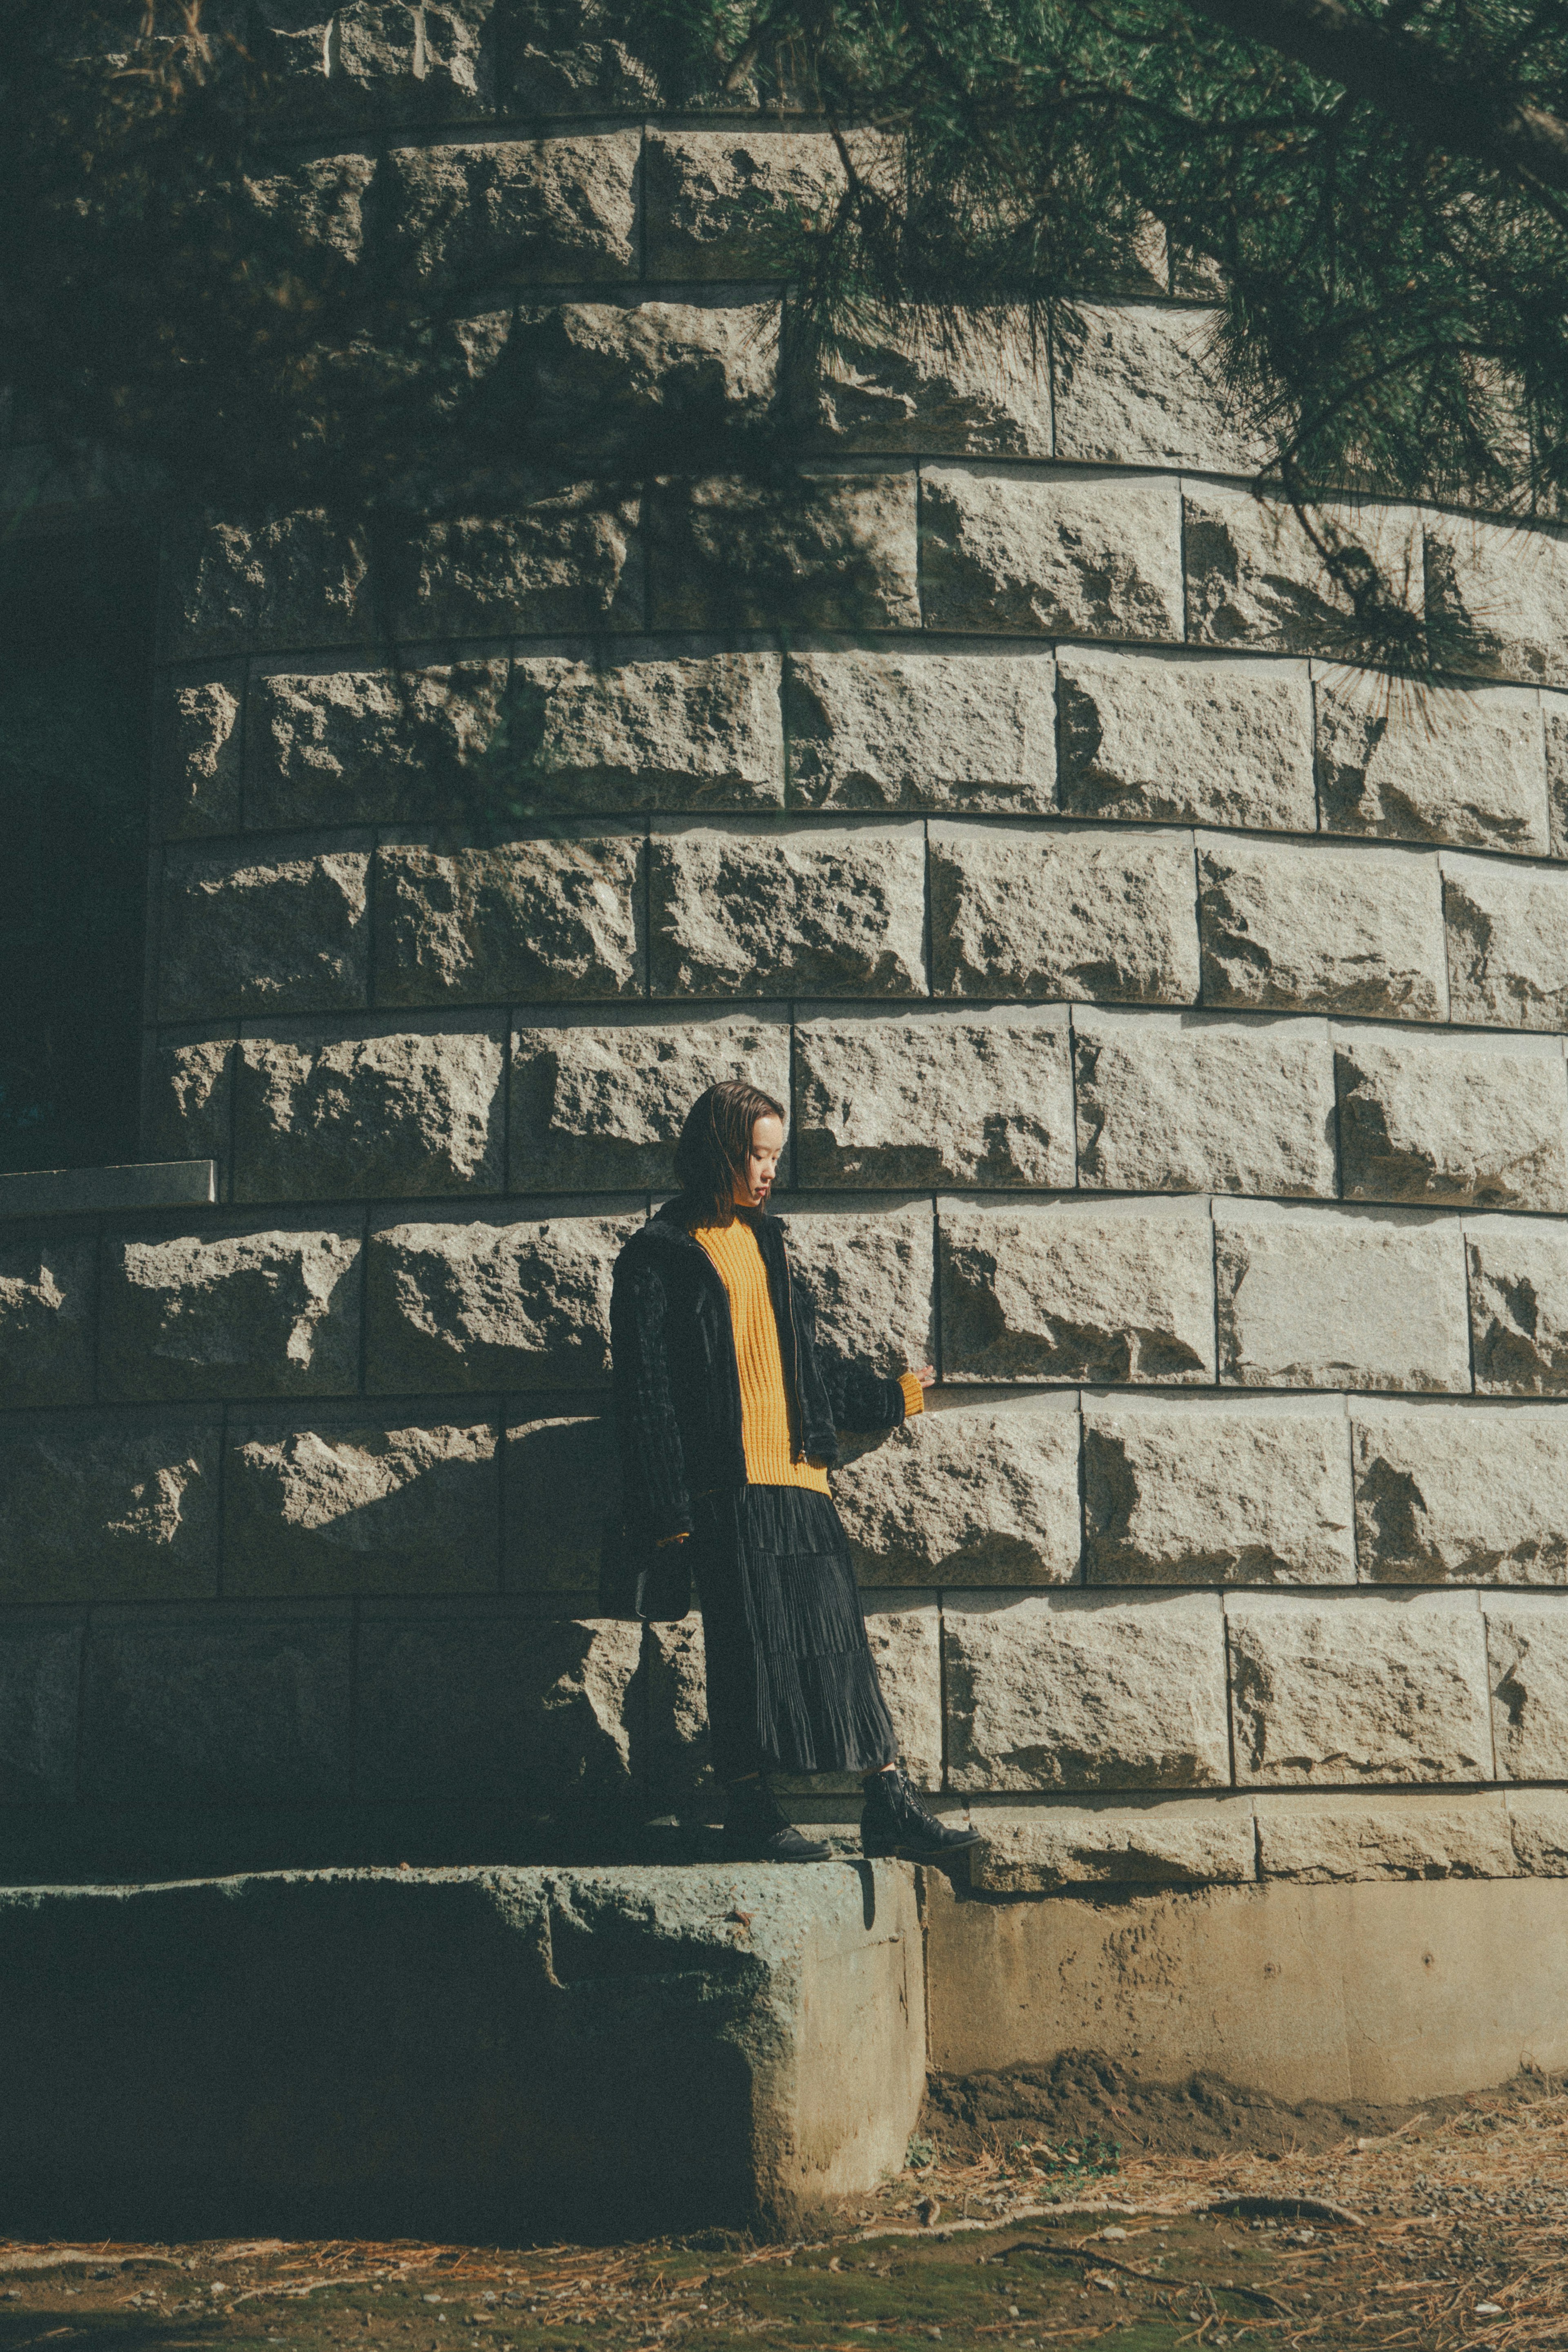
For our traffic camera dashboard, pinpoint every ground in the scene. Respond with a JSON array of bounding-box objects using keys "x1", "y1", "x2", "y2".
[{"x1": 5, "y1": 2059, "x2": 1567, "y2": 2352}]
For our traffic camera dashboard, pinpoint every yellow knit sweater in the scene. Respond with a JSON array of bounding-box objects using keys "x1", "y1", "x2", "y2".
[{"x1": 693, "y1": 1217, "x2": 923, "y2": 1492}]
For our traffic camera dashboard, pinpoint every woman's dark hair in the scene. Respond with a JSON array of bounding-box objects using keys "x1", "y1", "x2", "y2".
[{"x1": 674, "y1": 1080, "x2": 786, "y2": 1227}]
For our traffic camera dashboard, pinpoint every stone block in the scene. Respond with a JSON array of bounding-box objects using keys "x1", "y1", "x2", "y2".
[
  {"x1": 1443, "y1": 851, "x2": 1568, "y2": 1031},
  {"x1": 1467, "y1": 1213, "x2": 1568, "y2": 1393},
  {"x1": 1198, "y1": 834, "x2": 1447, "y2": 1021},
  {"x1": 1084, "y1": 1392, "x2": 1354, "y2": 1585},
  {"x1": 79, "y1": 1604, "x2": 352, "y2": 1806},
  {"x1": 646, "y1": 469, "x2": 920, "y2": 632},
  {"x1": 943, "y1": 1589, "x2": 1231, "y2": 1791},
  {"x1": 939, "y1": 1195, "x2": 1216, "y2": 1386},
  {"x1": 1426, "y1": 516, "x2": 1568, "y2": 687},
  {"x1": 507, "y1": 651, "x2": 784, "y2": 812},
  {"x1": 252, "y1": 2, "x2": 495, "y2": 121},
  {"x1": 1185, "y1": 486, "x2": 1422, "y2": 653},
  {"x1": 803, "y1": 309, "x2": 1052, "y2": 456},
  {"x1": 1545, "y1": 698, "x2": 1568, "y2": 855},
  {"x1": 233, "y1": 1019, "x2": 506, "y2": 1202},
  {"x1": 365, "y1": 1206, "x2": 641, "y2": 1393},
  {"x1": 142, "y1": 1032, "x2": 236, "y2": 1188},
  {"x1": 511, "y1": 1012, "x2": 791, "y2": 1192},
  {"x1": 161, "y1": 509, "x2": 369, "y2": 661},
  {"x1": 1316, "y1": 676, "x2": 1548, "y2": 851},
  {"x1": 0, "y1": 1410, "x2": 221, "y2": 1604},
  {"x1": 399, "y1": 482, "x2": 644, "y2": 637},
  {"x1": 241, "y1": 152, "x2": 374, "y2": 265},
  {"x1": 644, "y1": 1614, "x2": 715, "y2": 1808},
  {"x1": 98, "y1": 1222, "x2": 361, "y2": 1403},
  {"x1": 245, "y1": 661, "x2": 510, "y2": 830},
  {"x1": 158, "y1": 840, "x2": 371, "y2": 1021},
  {"x1": 929, "y1": 822, "x2": 1200, "y2": 1004},
  {"x1": 1507, "y1": 1789, "x2": 1568, "y2": 1873},
  {"x1": 643, "y1": 130, "x2": 848, "y2": 279},
  {"x1": 505, "y1": 1406, "x2": 619, "y2": 1594},
  {"x1": 1056, "y1": 650, "x2": 1314, "y2": 831},
  {"x1": 648, "y1": 821, "x2": 926, "y2": 999},
  {"x1": 1254, "y1": 1790, "x2": 1517, "y2": 1881},
  {"x1": 1336, "y1": 1028, "x2": 1568, "y2": 1209},
  {"x1": 385, "y1": 134, "x2": 638, "y2": 287},
  {"x1": 1488, "y1": 1601, "x2": 1568, "y2": 1779},
  {"x1": 376, "y1": 830, "x2": 645, "y2": 1008},
  {"x1": 785, "y1": 649, "x2": 1056, "y2": 813},
  {"x1": 0, "y1": 1616, "x2": 82, "y2": 1804},
  {"x1": 1074, "y1": 1008, "x2": 1336, "y2": 1198},
  {"x1": 833, "y1": 1393, "x2": 1081, "y2": 1585},
  {"x1": 506, "y1": 0, "x2": 669, "y2": 110},
  {"x1": 1354, "y1": 1400, "x2": 1568, "y2": 1585},
  {"x1": 511, "y1": 297, "x2": 778, "y2": 451},
  {"x1": 793, "y1": 1006, "x2": 1075, "y2": 1189},
  {"x1": 1052, "y1": 303, "x2": 1268, "y2": 472},
  {"x1": 157, "y1": 673, "x2": 243, "y2": 838},
  {"x1": 0, "y1": 1231, "x2": 96, "y2": 1410},
  {"x1": 967, "y1": 1794, "x2": 1258, "y2": 1893},
  {"x1": 356, "y1": 1605, "x2": 641, "y2": 1808},
  {"x1": 223, "y1": 1412, "x2": 501, "y2": 1597},
  {"x1": 1214, "y1": 1202, "x2": 1471, "y2": 1393},
  {"x1": 775, "y1": 1197, "x2": 936, "y2": 1371},
  {"x1": 921, "y1": 465, "x2": 1183, "y2": 640},
  {"x1": 1226, "y1": 1592, "x2": 1492, "y2": 1784}
]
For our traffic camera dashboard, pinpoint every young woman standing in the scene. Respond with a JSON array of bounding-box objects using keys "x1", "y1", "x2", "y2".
[{"x1": 608, "y1": 1079, "x2": 983, "y2": 1866}]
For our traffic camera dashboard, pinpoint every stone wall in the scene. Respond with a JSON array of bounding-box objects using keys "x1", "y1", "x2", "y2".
[{"x1": 6, "y1": 0, "x2": 1568, "y2": 1883}]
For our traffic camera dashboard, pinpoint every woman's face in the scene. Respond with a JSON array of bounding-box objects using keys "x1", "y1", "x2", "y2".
[{"x1": 734, "y1": 1113, "x2": 785, "y2": 1208}]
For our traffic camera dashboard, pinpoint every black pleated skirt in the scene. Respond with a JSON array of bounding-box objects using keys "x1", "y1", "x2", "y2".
[{"x1": 690, "y1": 1485, "x2": 900, "y2": 1778}]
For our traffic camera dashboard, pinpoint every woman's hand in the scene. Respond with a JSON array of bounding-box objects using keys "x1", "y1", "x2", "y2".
[{"x1": 909, "y1": 1363, "x2": 935, "y2": 1389}]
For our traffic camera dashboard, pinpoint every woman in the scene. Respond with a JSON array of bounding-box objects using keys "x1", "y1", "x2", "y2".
[{"x1": 608, "y1": 1079, "x2": 982, "y2": 1866}]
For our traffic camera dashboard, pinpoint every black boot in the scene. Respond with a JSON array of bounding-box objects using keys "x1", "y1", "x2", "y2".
[
  {"x1": 861, "y1": 1765, "x2": 984, "y2": 1865},
  {"x1": 721, "y1": 1776, "x2": 832, "y2": 1863}
]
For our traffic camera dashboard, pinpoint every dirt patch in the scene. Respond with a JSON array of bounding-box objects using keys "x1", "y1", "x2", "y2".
[{"x1": 922, "y1": 2047, "x2": 1568, "y2": 2162}]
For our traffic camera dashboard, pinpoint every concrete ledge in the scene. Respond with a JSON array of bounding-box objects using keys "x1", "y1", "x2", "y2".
[
  {"x1": 0, "y1": 1159, "x2": 215, "y2": 1219},
  {"x1": 0, "y1": 1862, "x2": 923, "y2": 2237}
]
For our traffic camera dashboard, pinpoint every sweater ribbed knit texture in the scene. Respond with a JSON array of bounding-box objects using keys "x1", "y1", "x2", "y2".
[{"x1": 694, "y1": 1218, "x2": 833, "y2": 1494}]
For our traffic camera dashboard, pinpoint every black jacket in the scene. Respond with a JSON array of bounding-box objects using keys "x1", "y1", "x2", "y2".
[{"x1": 602, "y1": 1199, "x2": 912, "y2": 1618}]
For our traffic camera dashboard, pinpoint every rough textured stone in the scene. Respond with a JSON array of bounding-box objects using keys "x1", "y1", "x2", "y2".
[
  {"x1": 399, "y1": 482, "x2": 644, "y2": 637},
  {"x1": 385, "y1": 135, "x2": 638, "y2": 287},
  {"x1": 142, "y1": 1033, "x2": 236, "y2": 1185},
  {"x1": 1198, "y1": 835, "x2": 1448, "y2": 1020},
  {"x1": 643, "y1": 130, "x2": 849, "y2": 279},
  {"x1": 1227, "y1": 1593, "x2": 1492, "y2": 1784},
  {"x1": 0, "y1": 1616, "x2": 82, "y2": 1804},
  {"x1": 253, "y1": 2, "x2": 495, "y2": 122},
  {"x1": 793, "y1": 1007, "x2": 1075, "y2": 1188},
  {"x1": 0, "y1": 1233, "x2": 96, "y2": 1411},
  {"x1": 158, "y1": 842, "x2": 370, "y2": 1021},
  {"x1": 233, "y1": 1021, "x2": 506, "y2": 1202},
  {"x1": 241, "y1": 152, "x2": 374, "y2": 265},
  {"x1": 505, "y1": 1407, "x2": 619, "y2": 1594},
  {"x1": 158, "y1": 674, "x2": 243, "y2": 838},
  {"x1": 1443, "y1": 852, "x2": 1568, "y2": 1031},
  {"x1": 1084, "y1": 1393, "x2": 1354, "y2": 1585},
  {"x1": 647, "y1": 469, "x2": 920, "y2": 632},
  {"x1": 513, "y1": 1013, "x2": 791, "y2": 1192},
  {"x1": 921, "y1": 466, "x2": 1183, "y2": 641},
  {"x1": 1426, "y1": 516, "x2": 1568, "y2": 687},
  {"x1": 939, "y1": 1197, "x2": 1216, "y2": 1385},
  {"x1": 376, "y1": 832, "x2": 644, "y2": 1009},
  {"x1": 1057, "y1": 651, "x2": 1314, "y2": 831},
  {"x1": 1316, "y1": 677, "x2": 1548, "y2": 851},
  {"x1": 944, "y1": 1590, "x2": 1231, "y2": 1792},
  {"x1": 644, "y1": 1614, "x2": 717, "y2": 1808},
  {"x1": 833, "y1": 1394, "x2": 1081, "y2": 1585},
  {"x1": 648, "y1": 822, "x2": 926, "y2": 999},
  {"x1": 1185, "y1": 486, "x2": 1422, "y2": 653},
  {"x1": 1488, "y1": 1601, "x2": 1568, "y2": 1779},
  {"x1": 0, "y1": 1410, "x2": 221, "y2": 1604},
  {"x1": 1215, "y1": 1203, "x2": 1471, "y2": 1394},
  {"x1": 365, "y1": 1208, "x2": 640, "y2": 1393},
  {"x1": 245, "y1": 661, "x2": 510, "y2": 829},
  {"x1": 1336, "y1": 1029, "x2": 1568, "y2": 1209},
  {"x1": 1074, "y1": 1009, "x2": 1336, "y2": 1198},
  {"x1": 99, "y1": 1224, "x2": 362, "y2": 1403},
  {"x1": 223, "y1": 1414, "x2": 501, "y2": 1597},
  {"x1": 1544, "y1": 698, "x2": 1568, "y2": 856},
  {"x1": 162, "y1": 509, "x2": 369, "y2": 661},
  {"x1": 775, "y1": 1198, "x2": 936, "y2": 1371},
  {"x1": 1254, "y1": 1791, "x2": 1517, "y2": 1881},
  {"x1": 929, "y1": 822, "x2": 1200, "y2": 1004},
  {"x1": 508, "y1": 652, "x2": 784, "y2": 811},
  {"x1": 1507, "y1": 1789, "x2": 1568, "y2": 1873},
  {"x1": 507, "y1": 0, "x2": 668, "y2": 110},
  {"x1": 510, "y1": 297, "x2": 777, "y2": 453},
  {"x1": 1353, "y1": 1400, "x2": 1568, "y2": 1584},
  {"x1": 804, "y1": 309, "x2": 1052, "y2": 455},
  {"x1": 1052, "y1": 304, "x2": 1267, "y2": 472},
  {"x1": 967, "y1": 1795, "x2": 1258, "y2": 1893},
  {"x1": 1466, "y1": 1213, "x2": 1568, "y2": 1393},
  {"x1": 785, "y1": 650, "x2": 1056, "y2": 813}
]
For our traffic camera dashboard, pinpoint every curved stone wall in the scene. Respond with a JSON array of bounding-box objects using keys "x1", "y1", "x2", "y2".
[{"x1": 4, "y1": 0, "x2": 1568, "y2": 1907}]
